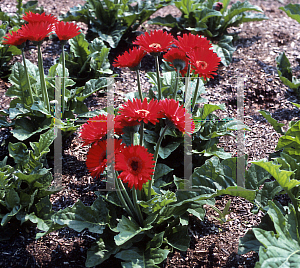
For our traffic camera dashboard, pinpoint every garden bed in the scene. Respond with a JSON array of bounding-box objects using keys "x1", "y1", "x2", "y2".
[{"x1": 0, "y1": 0, "x2": 300, "y2": 267}]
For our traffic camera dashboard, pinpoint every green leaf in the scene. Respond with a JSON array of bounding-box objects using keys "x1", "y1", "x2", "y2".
[
  {"x1": 11, "y1": 117, "x2": 52, "y2": 141},
  {"x1": 148, "y1": 14, "x2": 181, "y2": 28},
  {"x1": 279, "y1": 4, "x2": 300, "y2": 24},
  {"x1": 212, "y1": 35, "x2": 235, "y2": 67},
  {"x1": 5, "y1": 189, "x2": 20, "y2": 210},
  {"x1": 198, "y1": 103, "x2": 225, "y2": 120},
  {"x1": 165, "y1": 224, "x2": 190, "y2": 251},
  {"x1": 69, "y1": 33, "x2": 90, "y2": 65},
  {"x1": 97, "y1": 25, "x2": 127, "y2": 48},
  {"x1": 275, "y1": 121, "x2": 300, "y2": 161},
  {"x1": 29, "y1": 128, "x2": 56, "y2": 159},
  {"x1": 276, "y1": 52, "x2": 300, "y2": 91},
  {"x1": 115, "y1": 247, "x2": 169, "y2": 268},
  {"x1": 76, "y1": 77, "x2": 108, "y2": 102},
  {"x1": 223, "y1": 1, "x2": 263, "y2": 26},
  {"x1": 253, "y1": 201, "x2": 300, "y2": 268},
  {"x1": 86, "y1": 236, "x2": 119, "y2": 267},
  {"x1": 114, "y1": 215, "x2": 151, "y2": 246},
  {"x1": 153, "y1": 163, "x2": 173, "y2": 180},
  {"x1": 139, "y1": 191, "x2": 177, "y2": 214},
  {"x1": 52, "y1": 198, "x2": 108, "y2": 234},
  {"x1": 259, "y1": 110, "x2": 285, "y2": 134},
  {"x1": 8, "y1": 142, "x2": 29, "y2": 164},
  {"x1": 240, "y1": 12, "x2": 268, "y2": 23},
  {"x1": 252, "y1": 160, "x2": 299, "y2": 191},
  {"x1": 157, "y1": 142, "x2": 181, "y2": 159}
]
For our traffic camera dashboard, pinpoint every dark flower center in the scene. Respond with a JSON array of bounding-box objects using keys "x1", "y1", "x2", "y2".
[
  {"x1": 149, "y1": 43, "x2": 161, "y2": 49},
  {"x1": 128, "y1": 157, "x2": 142, "y2": 173},
  {"x1": 131, "y1": 160, "x2": 139, "y2": 171},
  {"x1": 196, "y1": 60, "x2": 208, "y2": 70}
]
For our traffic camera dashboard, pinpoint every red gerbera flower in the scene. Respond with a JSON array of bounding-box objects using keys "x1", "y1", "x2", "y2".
[
  {"x1": 115, "y1": 145, "x2": 155, "y2": 190},
  {"x1": 188, "y1": 47, "x2": 221, "y2": 81},
  {"x1": 174, "y1": 33, "x2": 212, "y2": 53},
  {"x1": 118, "y1": 98, "x2": 162, "y2": 125},
  {"x1": 160, "y1": 98, "x2": 195, "y2": 134},
  {"x1": 113, "y1": 47, "x2": 146, "y2": 70},
  {"x1": 133, "y1": 30, "x2": 174, "y2": 54},
  {"x1": 2, "y1": 30, "x2": 27, "y2": 46},
  {"x1": 79, "y1": 114, "x2": 107, "y2": 146},
  {"x1": 86, "y1": 139, "x2": 125, "y2": 178},
  {"x1": 54, "y1": 21, "x2": 81, "y2": 41},
  {"x1": 23, "y1": 11, "x2": 58, "y2": 24},
  {"x1": 19, "y1": 21, "x2": 54, "y2": 42},
  {"x1": 86, "y1": 140, "x2": 107, "y2": 178},
  {"x1": 114, "y1": 114, "x2": 140, "y2": 135},
  {"x1": 163, "y1": 47, "x2": 189, "y2": 76}
]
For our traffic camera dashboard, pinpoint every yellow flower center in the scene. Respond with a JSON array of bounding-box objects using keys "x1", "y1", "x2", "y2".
[
  {"x1": 196, "y1": 60, "x2": 208, "y2": 70},
  {"x1": 149, "y1": 43, "x2": 161, "y2": 49},
  {"x1": 135, "y1": 109, "x2": 150, "y2": 117}
]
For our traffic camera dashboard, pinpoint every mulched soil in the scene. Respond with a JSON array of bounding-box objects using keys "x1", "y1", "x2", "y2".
[{"x1": 1, "y1": 0, "x2": 300, "y2": 267}]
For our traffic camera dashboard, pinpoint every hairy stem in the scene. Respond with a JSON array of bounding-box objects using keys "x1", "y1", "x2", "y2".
[
  {"x1": 155, "y1": 55, "x2": 162, "y2": 100},
  {"x1": 147, "y1": 125, "x2": 169, "y2": 200},
  {"x1": 37, "y1": 43, "x2": 50, "y2": 112},
  {"x1": 21, "y1": 49, "x2": 34, "y2": 105}
]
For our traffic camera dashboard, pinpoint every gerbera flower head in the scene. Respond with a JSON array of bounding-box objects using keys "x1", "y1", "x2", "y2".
[
  {"x1": 118, "y1": 98, "x2": 162, "y2": 125},
  {"x1": 19, "y1": 21, "x2": 54, "y2": 42},
  {"x1": 79, "y1": 114, "x2": 107, "y2": 146},
  {"x1": 86, "y1": 140, "x2": 107, "y2": 178},
  {"x1": 23, "y1": 11, "x2": 58, "y2": 24},
  {"x1": 54, "y1": 21, "x2": 81, "y2": 41},
  {"x1": 86, "y1": 139, "x2": 125, "y2": 178},
  {"x1": 2, "y1": 30, "x2": 27, "y2": 47},
  {"x1": 163, "y1": 47, "x2": 189, "y2": 76},
  {"x1": 188, "y1": 47, "x2": 221, "y2": 80},
  {"x1": 113, "y1": 46, "x2": 146, "y2": 71},
  {"x1": 133, "y1": 30, "x2": 174, "y2": 55},
  {"x1": 115, "y1": 145, "x2": 155, "y2": 190},
  {"x1": 174, "y1": 33, "x2": 212, "y2": 53},
  {"x1": 160, "y1": 98, "x2": 195, "y2": 134},
  {"x1": 114, "y1": 114, "x2": 140, "y2": 135}
]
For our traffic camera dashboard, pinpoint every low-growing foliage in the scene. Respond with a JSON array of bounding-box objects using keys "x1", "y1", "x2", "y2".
[
  {"x1": 0, "y1": 12, "x2": 112, "y2": 141},
  {"x1": 0, "y1": 0, "x2": 43, "y2": 28},
  {"x1": 60, "y1": 0, "x2": 172, "y2": 48},
  {"x1": 238, "y1": 106, "x2": 300, "y2": 267},
  {"x1": 0, "y1": 129, "x2": 58, "y2": 240}
]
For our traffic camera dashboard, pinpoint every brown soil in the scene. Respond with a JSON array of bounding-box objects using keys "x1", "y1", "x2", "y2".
[{"x1": 1, "y1": 0, "x2": 300, "y2": 267}]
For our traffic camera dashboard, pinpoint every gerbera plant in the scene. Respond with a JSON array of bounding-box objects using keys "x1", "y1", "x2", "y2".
[
  {"x1": 0, "y1": 12, "x2": 111, "y2": 141},
  {"x1": 31, "y1": 29, "x2": 250, "y2": 267}
]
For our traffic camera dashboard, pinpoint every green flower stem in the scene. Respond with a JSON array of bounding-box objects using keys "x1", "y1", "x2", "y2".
[
  {"x1": 136, "y1": 69, "x2": 143, "y2": 100},
  {"x1": 132, "y1": 187, "x2": 143, "y2": 226},
  {"x1": 139, "y1": 121, "x2": 144, "y2": 146},
  {"x1": 21, "y1": 49, "x2": 34, "y2": 105},
  {"x1": 147, "y1": 125, "x2": 169, "y2": 200},
  {"x1": 173, "y1": 68, "x2": 180, "y2": 100},
  {"x1": 184, "y1": 64, "x2": 191, "y2": 109},
  {"x1": 117, "y1": 174, "x2": 137, "y2": 218},
  {"x1": 37, "y1": 43, "x2": 50, "y2": 112},
  {"x1": 191, "y1": 76, "x2": 200, "y2": 112},
  {"x1": 155, "y1": 55, "x2": 162, "y2": 100},
  {"x1": 115, "y1": 176, "x2": 135, "y2": 219},
  {"x1": 61, "y1": 43, "x2": 66, "y2": 116}
]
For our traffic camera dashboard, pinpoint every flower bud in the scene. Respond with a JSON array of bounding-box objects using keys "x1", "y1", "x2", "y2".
[{"x1": 213, "y1": 2, "x2": 223, "y2": 11}]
